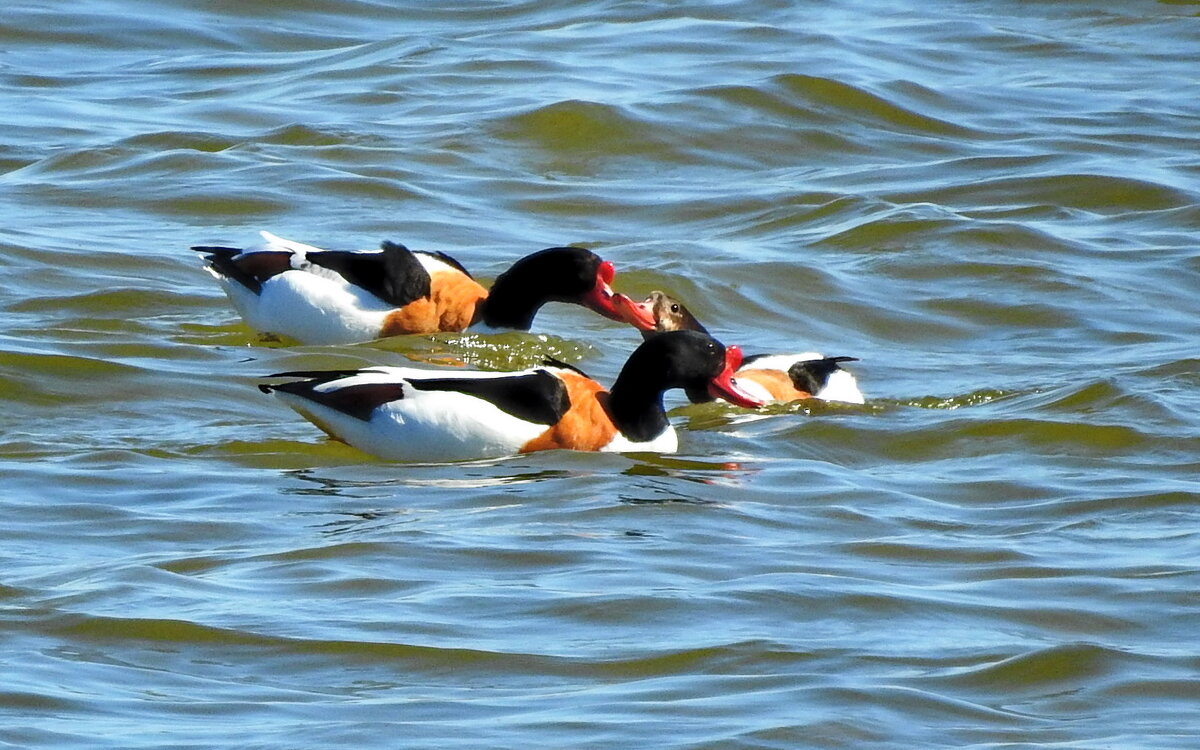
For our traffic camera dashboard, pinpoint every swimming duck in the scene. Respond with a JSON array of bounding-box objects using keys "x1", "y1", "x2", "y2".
[
  {"x1": 259, "y1": 330, "x2": 766, "y2": 462},
  {"x1": 192, "y1": 232, "x2": 656, "y2": 345},
  {"x1": 619, "y1": 290, "x2": 865, "y2": 405}
]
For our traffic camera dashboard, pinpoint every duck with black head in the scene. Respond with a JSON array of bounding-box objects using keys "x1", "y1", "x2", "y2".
[
  {"x1": 192, "y1": 232, "x2": 656, "y2": 345},
  {"x1": 258, "y1": 330, "x2": 766, "y2": 462}
]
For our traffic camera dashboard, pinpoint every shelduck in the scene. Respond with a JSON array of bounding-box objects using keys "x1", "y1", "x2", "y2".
[
  {"x1": 192, "y1": 232, "x2": 656, "y2": 345},
  {"x1": 619, "y1": 291, "x2": 865, "y2": 405},
  {"x1": 259, "y1": 330, "x2": 767, "y2": 462}
]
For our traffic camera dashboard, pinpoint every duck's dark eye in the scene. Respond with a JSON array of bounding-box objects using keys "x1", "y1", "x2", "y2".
[{"x1": 670, "y1": 304, "x2": 679, "y2": 313}]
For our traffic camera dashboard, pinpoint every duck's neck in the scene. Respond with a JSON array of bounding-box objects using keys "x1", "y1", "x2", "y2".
[
  {"x1": 605, "y1": 374, "x2": 671, "y2": 443},
  {"x1": 478, "y1": 271, "x2": 546, "y2": 330}
]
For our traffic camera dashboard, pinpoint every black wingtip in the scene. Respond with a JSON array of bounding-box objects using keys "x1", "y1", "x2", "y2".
[
  {"x1": 274, "y1": 368, "x2": 369, "y2": 378},
  {"x1": 430, "y1": 250, "x2": 474, "y2": 278},
  {"x1": 191, "y1": 245, "x2": 241, "y2": 255},
  {"x1": 261, "y1": 369, "x2": 369, "y2": 391},
  {"x1": 191, "y1": 244, "x2": 273, "y2": 295},
  {"x1": 787, "y1": 356, "x2": 859, "y2": 393}
]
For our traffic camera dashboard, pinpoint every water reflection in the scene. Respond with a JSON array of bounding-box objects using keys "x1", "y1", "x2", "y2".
[
  {"x1": 621, "y1": 452, "x2": 752, "y2": 489},
  {"x1": 617, "y1": 493, "x2": 717, "y2": 506},
  {"x1": 282, "y1": 462, "x2": 574, "y2": 496},
  {"x1": 307, "y1": 508, "x2": 422, "y2": 537}
]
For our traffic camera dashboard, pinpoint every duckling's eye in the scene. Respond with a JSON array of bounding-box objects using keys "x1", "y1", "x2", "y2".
[{"x1": 670, "y1": 304, "x2": 680, "y2": 313}]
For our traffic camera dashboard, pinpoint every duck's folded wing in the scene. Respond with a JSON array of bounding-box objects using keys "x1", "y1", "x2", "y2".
[
  {"x1": 407, "y1": 371, "x2": 569, "y2": 426},
  {"x1": 261, "y1": 367, "x2": 570, "y2": 425},
  {"x1": 306, "y1": 241, "x2": 431, "y2": 307}
]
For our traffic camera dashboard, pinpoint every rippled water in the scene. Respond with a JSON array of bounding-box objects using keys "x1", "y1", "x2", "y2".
[{"x1": 2, "y1": 1, "x2": 1198, "y2": 747}]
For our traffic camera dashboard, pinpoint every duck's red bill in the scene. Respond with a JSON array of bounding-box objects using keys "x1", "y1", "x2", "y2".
[
  {"x1": 582, "y1": 261, "x2": 645, "y2": 326},
  {"x1": 611, "y1": 292, "x2": 657, "y2": 331},
  {"x1": 708, "y1": 345, "x2": 765, "y2": 408}
]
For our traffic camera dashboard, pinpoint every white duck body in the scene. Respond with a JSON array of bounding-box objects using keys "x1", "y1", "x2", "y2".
[
  {"x1": 597, "y1": 424, "x2": 678, "y2": 454},
  {"x1": 270, "y1": 366, "x2": 553, "y2": 462}
]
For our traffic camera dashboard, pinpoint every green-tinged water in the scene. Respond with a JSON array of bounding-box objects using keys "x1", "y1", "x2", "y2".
[{"x1": 1, "y1": 1, "x2": 1198, "y2": 747}]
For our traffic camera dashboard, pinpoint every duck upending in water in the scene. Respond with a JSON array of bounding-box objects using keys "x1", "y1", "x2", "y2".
[
  {"x1": 193, "y1": 232, "x2": 656, "y2": 345},
  {"x1": 259, "y1": 330, "x2": 767, "y2": 462},
  {"x1": 618, "y1": 290, "x2": 865, "y2": 405}
]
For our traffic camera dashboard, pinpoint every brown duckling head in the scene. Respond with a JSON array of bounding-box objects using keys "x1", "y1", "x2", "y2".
[{"x1": 634, "y1": 290, "x2": 710, "y2": 340}]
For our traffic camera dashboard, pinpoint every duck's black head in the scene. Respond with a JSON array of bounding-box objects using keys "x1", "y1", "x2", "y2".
[
  {"x1": 606, "y1": 330, "x2": 763, "y2": 441},
  {"x1": 483, "y1": 247, "x2": 655, "y2": 330},
  {"x1": 612, "y1": 330, "x2": 765, "y2": 410}
]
